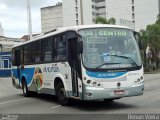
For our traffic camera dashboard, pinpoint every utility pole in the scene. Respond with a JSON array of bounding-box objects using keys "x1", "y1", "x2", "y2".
[
  {"x1": 27, "y1": 0, "x2": 32, "y2": 40},
  {"x1": 80, "y1": 0, "x2": 84, "y2": 25}
]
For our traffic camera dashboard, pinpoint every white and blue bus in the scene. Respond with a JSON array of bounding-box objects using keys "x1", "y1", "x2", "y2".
[{"x1": 12, "y1": 25, "x2": 144, "y2": 105}]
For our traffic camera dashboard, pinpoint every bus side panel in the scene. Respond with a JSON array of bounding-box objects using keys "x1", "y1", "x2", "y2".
[
  {"x1": 20, "y1": 67, "x2": 35, "y2": 90},
  {"x1": 12, "y1": 67, "x2": 21, "y2": 89},
  {"x1": 38, "y1": 62, "x2": 72, "y2": 96}
]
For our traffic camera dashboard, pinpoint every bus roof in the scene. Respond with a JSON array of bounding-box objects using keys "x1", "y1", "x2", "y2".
[{"x1": 12, "y1": 24, "x2": 132, "y2": 48}]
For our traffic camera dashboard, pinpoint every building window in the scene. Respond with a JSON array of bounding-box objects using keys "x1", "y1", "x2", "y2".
[
  {"x1": 132, "y1": 6, "x2": 134, "y2": 12},
  {"x1": 76, "y1": 7, "x2": 78, "y2": 12},
  {"x1": 76, "y1": 13, "x2": 78, "y2": 19},
  {"x1": 76, "y1": 20, "x2": 78, "y2": 25},
  {"x1": 3, "y1": 59, "x2": 9, "y2": 68},
  {"x1": 92, "y1": 18, "x2": 95, "y2": 22},
  {"x1": 132, "y1": 0, "x2": 134, "y2": 5},
  {"x1": 132, "y1": 20, "x2": 135, "y2": 24},
  {"x1": 75, "y1": 0, "x2": 78, "y2": 5},
  {"x1": 132, "y1": 13, "x2": 135, "y2": 19}
]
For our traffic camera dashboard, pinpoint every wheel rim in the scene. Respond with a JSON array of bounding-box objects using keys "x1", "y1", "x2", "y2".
[
  {"x1": 23, "y1": 83, "x2": 27, "y2": 94},
  {"x1": 59, "y1": 88, "x2": 66, "y2": 102}
]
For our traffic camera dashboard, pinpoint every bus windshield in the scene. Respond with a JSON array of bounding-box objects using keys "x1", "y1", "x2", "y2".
[{"x1": 79, "y1": 28, "x2": 142, "y2": 70}]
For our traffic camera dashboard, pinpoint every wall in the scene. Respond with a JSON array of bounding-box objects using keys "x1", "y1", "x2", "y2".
[{"x1": 41, "y1": 4, "x2": 63, "y2": 33}]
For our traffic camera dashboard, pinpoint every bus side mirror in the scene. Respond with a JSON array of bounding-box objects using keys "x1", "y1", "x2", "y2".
[
  {"x1": 77, "y1": 41, "x2": 83, "y2": 54},
  {"x1": 134, "y1": 32, "x2": 142, "y2": 50}
]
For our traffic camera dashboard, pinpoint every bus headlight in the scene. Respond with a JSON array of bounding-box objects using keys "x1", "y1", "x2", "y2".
[
  {"x1": 135, "y1": 76, "x2": 144, "y2": 84},
  {"x1": 85, "y1": 80, "x2": 103, "y2": 88},
  {"x1": 86, "y1": 80, "x2": 91, "y2": 84},
  {"x1": 92, "y1": 81, "x2": 97, "y2": 86},
  {"x1": 140, "y1": 76, "x2": 143, "y2": 80}
]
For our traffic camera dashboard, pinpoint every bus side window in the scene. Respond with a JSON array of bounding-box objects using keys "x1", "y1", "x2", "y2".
[
  {"x1": 42, "y1": 37, "x2": 53, "y2": 62},
  {"x1": 54, "y1": 35, "x2": 66, "y2": 61},
  {"x1": 32, "y1": 41, "x2": 41, "y2": 63},
  {"x1": 12, "y1": 50, "x2": 15, "y2": 66},
  {"x1": 24, "y1": 43, "x2": 33, "y2": 64}
]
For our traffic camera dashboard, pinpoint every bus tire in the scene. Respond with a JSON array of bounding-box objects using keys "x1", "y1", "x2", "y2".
[
  {"x1": 56, "y1": 82, "x2": 70, "y2": 106},
  {"x1": 22, "y1": 79, "x2": 31, "y2": 97}
]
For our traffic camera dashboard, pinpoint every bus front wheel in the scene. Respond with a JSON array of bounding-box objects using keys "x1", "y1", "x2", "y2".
[{"x1": 56, "y1": 82, "x2": 70, "y2": 106}]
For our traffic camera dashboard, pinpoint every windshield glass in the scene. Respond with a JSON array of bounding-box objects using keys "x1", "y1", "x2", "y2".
[{"x1": 79, "y1": 28, "x2": 142, "y2": 70}]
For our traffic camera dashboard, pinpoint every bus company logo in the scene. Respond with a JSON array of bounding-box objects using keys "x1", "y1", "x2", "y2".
[
  {"x1": 33, "y1": 67, "x2": 43, "y2": 90},
  {"x1": 43, "y1": 66, "x2": 60, "y2": 73},
  {"x1": 97, "y1": 73, "x2": 116, "y2": 78}
]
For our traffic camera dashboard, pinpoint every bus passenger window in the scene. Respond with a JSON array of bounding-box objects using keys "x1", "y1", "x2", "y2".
[{"x1": 54, "y1": 36, "x2": 66, "y2": 61}]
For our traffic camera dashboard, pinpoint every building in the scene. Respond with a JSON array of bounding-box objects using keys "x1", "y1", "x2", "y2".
[
  {"x1": 0, "y1": 36, "x2": 21, "y2": 52},
  {"x1": 0, "y1": 23, "x2": 4, "y2": 36},
  {"x1": 41, "y1": 0, "x2": 106, "y2": 32},
  {"x1": 0, "y1": 52, "x2": 12, "y2": 77},
  {"x1": 62, "y1": 0, "x2": 106, "y2": 26},
  {"x1": 41, "y1": 0, "x2": 160, "y2": 31},
  {"x1": 0, "y1": 36, "x2": 21, "y2": 77},
  {"x1": 20, "y1": 34, "x2": 39, "y2": 42},
  {"x1": 106, "y1": 0, "x2": 160, "y2": 31},
  {"x1": 63, "y1": 0, "x2": 160, "y2": 31},
  {"x1": 41, "y1": 2, "x2": 63, "y2": 33}
]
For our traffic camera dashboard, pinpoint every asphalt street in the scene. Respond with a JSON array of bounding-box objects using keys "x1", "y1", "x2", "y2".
[{"x1": 0, "y1": 74, "x2": 160, "y2": 119}]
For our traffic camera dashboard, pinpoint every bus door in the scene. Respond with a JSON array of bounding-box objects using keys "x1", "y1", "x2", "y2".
[
  {"x1": 15, "y1": 50, "x2": 21, "y2": 81},
  {"x1": 68, "y1": 38, "x2": 80, "y2": 97}
]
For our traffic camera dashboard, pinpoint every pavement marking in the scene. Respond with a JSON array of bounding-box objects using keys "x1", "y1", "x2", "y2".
[
  {"x1": 49, "y1": 105, "x2": 61, "y2": 109},
  {"x1": 145, "y1": 84, "x2": 160, "y2": 87},
  {"x1": 0, "y1": 98, "x2": 30, "y2": 105}
]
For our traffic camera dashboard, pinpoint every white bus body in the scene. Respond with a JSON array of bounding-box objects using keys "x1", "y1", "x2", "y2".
[{"x1": 12, "y1": 25, "x2": 144, "y2": 105}]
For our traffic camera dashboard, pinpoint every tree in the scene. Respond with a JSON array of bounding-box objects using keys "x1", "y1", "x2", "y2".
[
  {"x1": 109, "y1": 17, "x2": 116, "y2": 25},
  {"x1": 140, "y1": 14, "x2": 160, "y2": 70},
  {"x1": 95, "y1": 17, "x2": 107, "y2": 24},
  {"x1": 95, "y1": 16, "x2": 116, "y2": 25},
  {"x1": 156, "y1": 14, "x2": 160, "y2": 24}
]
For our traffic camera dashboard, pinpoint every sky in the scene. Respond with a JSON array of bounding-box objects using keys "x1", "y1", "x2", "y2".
[{"x1": 0, "y1": 0, "x2": 62, "y2": 38}]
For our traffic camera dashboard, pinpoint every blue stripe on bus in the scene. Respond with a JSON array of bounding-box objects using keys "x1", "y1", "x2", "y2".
[
  {"x1": 86, "y1": 71, "x2": 127, "y2": 78},
  {"x1": 12, "y1": 68, "x2": 35, "y2": 85}
]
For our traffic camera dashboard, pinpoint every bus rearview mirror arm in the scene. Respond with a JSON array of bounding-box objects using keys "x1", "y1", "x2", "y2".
[
  {"x1": 134, "y1": 32, "x2": 142, "y2": 50},
  {"x1": 77, "y1": 38, "x2": 83, "y2": 54}
]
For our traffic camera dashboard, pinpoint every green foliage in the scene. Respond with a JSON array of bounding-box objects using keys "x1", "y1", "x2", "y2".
[
  {"x1": 95, "y1": 17, "x2": 107, "y2": 24},
  {"x1": 140, "y1": 14, "x2": 160, "y2": 70},
  {"x1": 95, "y1": 16, "x2": 116, "y2": 25},
  {"x1": 109, "y1": 17, "x2": 116, "y2": 25}
]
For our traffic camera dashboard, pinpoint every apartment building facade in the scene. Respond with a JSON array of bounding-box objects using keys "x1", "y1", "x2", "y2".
[
  {"x1": 41, "y1": 2, "x2": 63, "y2": 33},
  {"x1": 41, "y1": 0, "x2": 160, "y2": 32}
]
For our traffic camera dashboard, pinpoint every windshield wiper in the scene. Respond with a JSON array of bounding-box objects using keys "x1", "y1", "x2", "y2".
[
  {"x1": 110, "y1": 55, "x2": 139, "y2": 67},
  {"x1": 95, "y1": 62, "x2": 121, "y2": 69}
]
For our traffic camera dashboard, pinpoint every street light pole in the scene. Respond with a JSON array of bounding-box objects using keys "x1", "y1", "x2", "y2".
[{"x1": 27, "y1": 0, "x2": 32, "y2": 40}]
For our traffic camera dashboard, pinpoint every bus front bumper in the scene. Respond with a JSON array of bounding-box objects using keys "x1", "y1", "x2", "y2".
[{"x1": 83, "y1": 83, "x2": 144, "y2": 100}]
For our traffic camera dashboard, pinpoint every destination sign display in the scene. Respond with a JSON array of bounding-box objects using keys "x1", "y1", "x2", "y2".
[{"x1": 81, "y1": 29, "x2": 128, "y2": 37}]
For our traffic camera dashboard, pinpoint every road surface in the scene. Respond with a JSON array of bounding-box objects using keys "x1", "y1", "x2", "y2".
[{"x1": 0, "y1": 74, "x2": 160, "y2": 119}]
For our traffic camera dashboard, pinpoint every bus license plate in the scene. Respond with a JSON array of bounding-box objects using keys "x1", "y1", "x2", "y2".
[{"x1": 114, "y1": 90, "x2": 125, "y2": 95}]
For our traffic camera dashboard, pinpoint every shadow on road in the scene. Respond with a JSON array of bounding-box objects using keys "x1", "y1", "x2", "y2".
[
  {"x1": 70, "y1": 100, "x2": 137, "y2": 111},
  {"x1": 18, "y1": 93, "x2": 138, "y2": 111}
]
